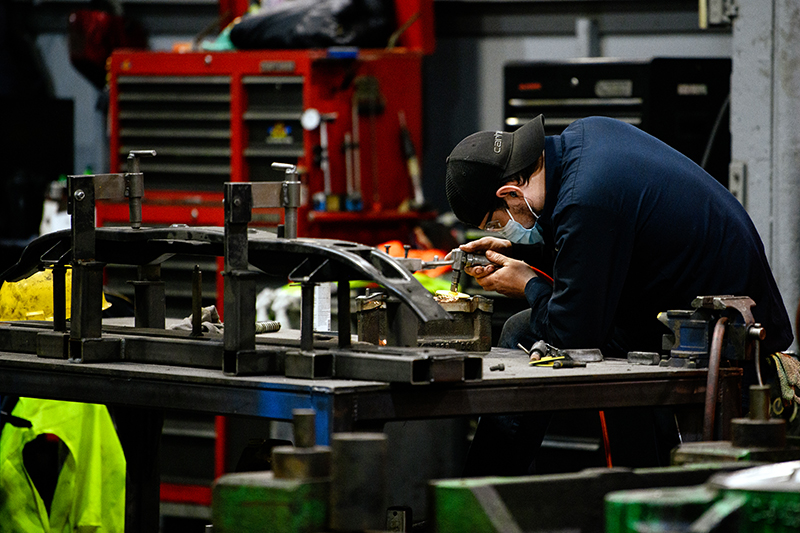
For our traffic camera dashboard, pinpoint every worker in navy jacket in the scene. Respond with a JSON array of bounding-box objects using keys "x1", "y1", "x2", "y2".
[{"x1": 444, "y1": 115, "x2": 793, "y2": 474}]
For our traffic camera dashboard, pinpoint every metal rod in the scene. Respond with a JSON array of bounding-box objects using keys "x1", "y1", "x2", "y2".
[
  {"x1": 338, "y1": 279, "x2": 351, "y2": 348},
  {"x1": 703, "y1": 316, "x2": 728, "y2": 441},
  {"x1": 191, "y1": 265, "x2": 202, "y2": 337},
  {"x1": 52, "y1": 265, "x2": 67, "y2": 332},
  {"x1": 754, "y1": 339, "x2": 763, "y2": 387},
  {"x1": 301, "y1": 282, "x2": 315, "y2": 352}
]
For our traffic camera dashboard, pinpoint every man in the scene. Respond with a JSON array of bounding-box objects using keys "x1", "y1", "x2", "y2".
[{"x1": 445, "y1": 115, "x2": 793, "y2": 474}]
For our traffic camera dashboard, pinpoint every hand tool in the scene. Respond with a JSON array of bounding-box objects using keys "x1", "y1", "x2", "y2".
[
  {"x1": 353, "y1": 76, "x2": 384, "y2": 211},
  {"x1": 343, "y1": 132, "x2": 362, "y2": 211},
  {"x1": 399, "y1": 110, "x2": 425, "y2": 210},
  {"x1": 553, "y1": 360, "x2": 587, "y2": 369},
  {"x1": 518, "y1": 340, "x2": 559, "y2": 361},
  {"x1": 301, "y1": 109, "x2": 338, "y2": 211},
  {"x1": 447, "y1": 249, "x2": 493, "y2": 293},
  {"x1": 529, "y1": 355, "x2": 566, "y2": 366},
  {"x1": 392, "y1": 248, "x2": 493, "y2": 294}
]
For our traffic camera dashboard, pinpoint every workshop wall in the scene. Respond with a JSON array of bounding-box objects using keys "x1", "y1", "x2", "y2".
[
  {"x1": 18, "y1": 1, "x2": 731, "y2": 212},
  {"x1": 421, "y1": 1, "x2": 732, "y2": 212}
]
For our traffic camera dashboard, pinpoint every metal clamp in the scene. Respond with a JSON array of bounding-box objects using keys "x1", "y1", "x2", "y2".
[
  {"x1": 64, "y1": 150, "x2": 157, "y2": 361},
  {"x1": 223, "y1": 164, "x2": 306, "y2": 371}
]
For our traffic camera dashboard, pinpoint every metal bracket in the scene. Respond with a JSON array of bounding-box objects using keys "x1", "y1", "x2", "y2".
[
  {"x1": 62, "y1": 150, "x2": 158, "y2": 362},
  {"x1": 222, "y1": 166, "x2": 304, "y2": 370}
]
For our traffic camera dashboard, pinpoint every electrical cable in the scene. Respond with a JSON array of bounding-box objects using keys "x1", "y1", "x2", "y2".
[
  {"x1": 530, "y1": 266, "x2": 554, "y2": 285},
  {"x1": 700, "y1": 93, "x2": 730, "y2": 170},
  {"x1": 598, "y1": 410, "x2": 613, "y2": 468}
]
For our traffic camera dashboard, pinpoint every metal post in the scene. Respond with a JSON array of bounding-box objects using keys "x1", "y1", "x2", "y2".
[
  {"x1": 301, "y1": 281, "x2": 315, "y2": 352},
  {"x1": 338, "y1": 279, "x2": 351, "y2": 348},
  {"x1": 731, "y1": 0, "x2": 800, "y2": 350},
  {"x1": 223, "y1": 182, "x2": 257, "y2": 357},
  {"x1": 131, "y1": 265, "x2": 165, "y2": 330}
]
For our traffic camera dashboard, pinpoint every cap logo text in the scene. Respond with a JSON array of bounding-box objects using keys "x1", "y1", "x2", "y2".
[{"x1": 493, "y1": 131, "x2": 503, "y2": 153}]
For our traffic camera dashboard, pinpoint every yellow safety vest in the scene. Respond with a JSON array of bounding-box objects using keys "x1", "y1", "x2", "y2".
[{"x1": 0, "y1": 398, "x2": 126, "y2": 532}]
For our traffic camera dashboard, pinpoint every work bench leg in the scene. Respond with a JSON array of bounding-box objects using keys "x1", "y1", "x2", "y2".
[
  {"x1": 717, "y1": 367, "x2": 743, "y2": 441},
  {"x1": 112, "y1": 406, "x2": 165, "y2": 533}
]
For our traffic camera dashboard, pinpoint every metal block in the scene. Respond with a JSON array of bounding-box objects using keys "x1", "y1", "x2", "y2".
[
  {"x1": 36, "y1": 331, "x2": 69, "y2": 359},
  {"x1": 212, "y1": 472, "x2": 329, "y2": 533},
  {"x1": 272, "y1": 447, "x2": 331, "y2": 480},
  {"x1": 356, "y1": 292, "x2": 386, "y2": 346},
  {"x1": 223, "y1": 347, "x2": 286, "y2": 376},
  {"x1": 627, "y1": 351, "x2": 661, "y2": 366},
  {"x1": 0, "y1": 324, "x2": 39, "y2": 354},
  {"x1": 671, "y1": 441, "x2": 800, "y2": 465},
  {"x1": 387, "y1": 302, "x2": 419, "y2": 347},
  {"x1": 429, "y1": 356, "x2": 467, "y2": 382},
  {"x1": 605, "y1": 485, "x2": 718, "y2": 533},
  {"x1": 129, "y1": 279, "x2": 166, "y2": 329},
  {"x1": 120, "y1": 333, "x2": 222, "y2": 369},
  {"x1": 430, "y1": 463, "x2": 755, "y2": 533},
  {"x1": 223, "y1": 270, "x2": 258, "y2": 354},
  {"x1": 69, "y1": 337, "x2": 122, "y2": 363},
  {"x1": 333, "y1": 347, "x2": 475, "y2": 384},
  {"x1": 285, "y1": 351, "x2": 334, "y2": 379},
  {"x1": 419, "y1": 295, "x2": 493, "y2": 352},
  {"x1": 329, "y1": 433, "x2": 387, "y2": 532},
  {"x1": 70, "y1": 260, "x2": 106, "y2": 340}
]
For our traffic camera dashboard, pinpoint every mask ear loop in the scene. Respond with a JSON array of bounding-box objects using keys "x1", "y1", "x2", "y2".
[
  {"x1": 521, "y1": 195, "x2": 539, "y2": 221},
  {"x1": 497, "y1": 185, "x2": 540, "y2": 222}
]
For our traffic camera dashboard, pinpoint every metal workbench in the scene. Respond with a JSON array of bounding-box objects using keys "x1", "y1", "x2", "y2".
[{"x1": 0, "y1": 340, "x2": 740, "y2": 532}]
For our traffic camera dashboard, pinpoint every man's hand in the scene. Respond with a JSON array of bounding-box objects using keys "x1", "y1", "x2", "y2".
[
  {"x1": 468, "y1": 250, "x2": 536, "y2": 298},
  {"x1": 459, "y1": 236, "x2": 512, "y2": 254},
  {"x1": 444, "y1": 236, "x2": 512, "y2": 263}
]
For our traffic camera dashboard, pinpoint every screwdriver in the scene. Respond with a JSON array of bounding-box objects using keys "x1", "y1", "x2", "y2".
[{"x1": 553, "y1": 360, "x2": 587, "y2": 369}]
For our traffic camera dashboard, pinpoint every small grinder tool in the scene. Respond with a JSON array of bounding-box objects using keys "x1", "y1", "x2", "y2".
[{"x1": 449, "y1": 249, "x2": 493, "y2": 293}]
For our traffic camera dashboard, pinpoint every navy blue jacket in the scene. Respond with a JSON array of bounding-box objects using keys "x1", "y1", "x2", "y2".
[{"x1": 523, "y1": 117, "x2": 792, "y2": 357}]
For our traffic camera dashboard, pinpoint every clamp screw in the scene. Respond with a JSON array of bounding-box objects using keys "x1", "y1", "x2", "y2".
[
  {"x1": 748, "y1": 324, "x2": 766, "y2": 340},
  {"x1": 403, "y1": 244, "x2": 411, "y2": 258},
  {"x1": 489, "y1": 363, "x2": 505, "y2": 371},
  {"x1": 74, "y1": 189, "x2": 85, "y2": 201}
]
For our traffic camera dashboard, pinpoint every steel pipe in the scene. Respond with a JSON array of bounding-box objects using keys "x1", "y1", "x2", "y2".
[{"x1": 703, "y1": 316, "x2": 728, "y2": 441}]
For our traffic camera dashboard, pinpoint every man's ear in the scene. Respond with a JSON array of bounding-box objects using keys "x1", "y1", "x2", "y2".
[{"x1": 496, "y1": 184, "x2": 523, "y2": 198}]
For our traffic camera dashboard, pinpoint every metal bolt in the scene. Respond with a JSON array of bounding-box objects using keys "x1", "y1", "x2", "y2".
[
  {"x1": 204, "y1": 54, "x2": 212, "y2": 65},
  {"x1": 748, "y1": 324, "x2": 766, "y2": 340},
  {"x1": 74, "y1": 189, "x2": 86, "y2": 201},
  {"x1": 403, "y1": 244, "x2": 411, "y2": 258},
  {"x1": 233, "y1": 197, "x2": 241, "y2": 207},
  {"x1": 489, "y1": 363, "x2": 505, "y2": 371},
  {"x1": 384, "y1": 245, "x2": 390, "y2": 255}
]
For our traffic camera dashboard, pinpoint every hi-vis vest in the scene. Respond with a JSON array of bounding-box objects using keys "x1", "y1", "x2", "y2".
[{"x1": 0, "y1": 398, "x2": 126, "y2": 532}]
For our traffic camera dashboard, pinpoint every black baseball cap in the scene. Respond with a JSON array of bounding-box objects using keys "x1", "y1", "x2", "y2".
[{"x1": 445, "y1": 115, "x2": 545, "y2": 226}]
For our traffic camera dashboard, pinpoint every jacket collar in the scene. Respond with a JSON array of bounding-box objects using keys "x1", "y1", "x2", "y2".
[{"x1": 541, "y1": 135, "x2": 562, "y2": 222}]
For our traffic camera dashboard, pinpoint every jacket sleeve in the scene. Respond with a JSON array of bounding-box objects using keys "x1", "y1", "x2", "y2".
[
  {"x1": 509, "y1": 242, "x2": 555, "y2": 277},
  {"x1": 524, "y1": 203, "x2": 634, "y2": 349}
]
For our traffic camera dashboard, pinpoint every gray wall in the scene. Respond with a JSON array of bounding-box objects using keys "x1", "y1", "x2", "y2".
[
  {"x1": 421, "y1": 1, "x2": 731, "y2": 212},
  {"x1": 22, "y1": 1, "x2": 731, "y2": 201}
]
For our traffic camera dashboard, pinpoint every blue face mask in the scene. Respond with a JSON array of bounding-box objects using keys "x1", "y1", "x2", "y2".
[
  {"x1": 498, "y1": 218, "x2": 544, "y2": 245},
  {"x1": 495, "y1": 194, "x2": 544, "y2": 245}
]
